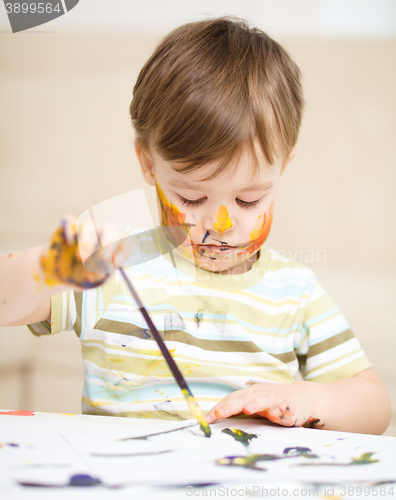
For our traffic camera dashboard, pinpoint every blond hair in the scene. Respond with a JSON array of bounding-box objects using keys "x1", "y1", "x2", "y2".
[{"x1": 130, "y1": 17, "x2": 304, "y2": 177}]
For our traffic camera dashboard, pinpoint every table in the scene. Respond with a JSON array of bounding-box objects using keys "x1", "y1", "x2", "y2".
[{"x1": 1, "y1": 410, "x2": 395, "y2": 499}]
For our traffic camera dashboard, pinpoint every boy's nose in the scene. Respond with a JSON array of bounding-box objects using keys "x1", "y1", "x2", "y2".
[{"x1": 212, "y1": 205, "x2": 233, "y2": 233}]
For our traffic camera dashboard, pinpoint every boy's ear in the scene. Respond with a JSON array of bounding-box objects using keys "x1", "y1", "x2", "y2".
[
  {"x1": 135, "y1": 143, "x2": 156, "y2": 186},
  {"x1": 281, "y1": 144, "x2": 299, "y2": 176}
]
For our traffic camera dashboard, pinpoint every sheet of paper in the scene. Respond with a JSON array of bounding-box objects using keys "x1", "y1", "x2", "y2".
[{"x1": 1, "y1": 412, "x2": 395, "y2": 490}]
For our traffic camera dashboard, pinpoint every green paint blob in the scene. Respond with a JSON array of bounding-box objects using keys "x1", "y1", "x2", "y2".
[{"x1": 222, "y1": 428, "x2": 258, "y2": 446}]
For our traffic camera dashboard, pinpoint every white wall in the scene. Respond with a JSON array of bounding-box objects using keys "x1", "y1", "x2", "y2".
[{"x1": 0, "y1": 0, "x2": 395, "y2": 37}]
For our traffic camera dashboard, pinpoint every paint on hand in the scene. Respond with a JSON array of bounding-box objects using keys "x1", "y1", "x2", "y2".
[
  {"x1": 182, "y1": 388, "x2": 211, "y2": 437},
  {"x1": 39, "y1": 223, "x2": 107, "y2": 289},
  {"x1": 222, "y1": 428, "x2": 258, "y2": 447},
  {"x1": 303, "y1": 417, "x2": 324, "y2": 429},
  {"x1": 213, "y1": 206, "x2": 232, "y2": 233},
  {"x1": 243, "y1": 201, "x2": 274, "y2": 254}
]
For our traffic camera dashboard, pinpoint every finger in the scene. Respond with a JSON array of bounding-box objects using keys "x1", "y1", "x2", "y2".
[
  {"x1": 205, "y1": 393, "x2": 244, "y2": 423},
  {"x1": 213, "y1": 396, "x2": 252, "y2": 420},
  {"x1": 257, "y1": 400, "x2": 297, "y2": 427},
  {"x1": 242, "y1": 392, "x2": 283, "y2": 416},
  {"x1": 279, "y1": 400, "x2": 295, "y2": 416},
  {"x1": 61, "y1": 215, "x2": 78, "y2": 246},
  {"x1": 204, "y1": 411, "x2": 218, "y2": 424}
]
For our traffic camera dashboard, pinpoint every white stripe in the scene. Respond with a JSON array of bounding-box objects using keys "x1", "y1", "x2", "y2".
[
  {"x1": 305, "y1": 350, "x2": 365, "y2": 379},
  {"x1": 61, "y1": 292, "x2": 67, "y2": 332},
  {"x1": 306, "y1": 338, "x2": 363, "y2": 371}
]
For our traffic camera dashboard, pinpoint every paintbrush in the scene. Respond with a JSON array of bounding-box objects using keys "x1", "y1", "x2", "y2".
[
  {"x1": 118, "y1": 267, "x2": 211, "y2": 437},
  {"x1": 84, "y1": 217, "x2": 210, "y2": 436}
]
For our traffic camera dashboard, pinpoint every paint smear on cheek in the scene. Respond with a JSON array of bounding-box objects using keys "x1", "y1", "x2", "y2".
[
  {"x1": 213, "y1": 206, "x2": 232, "y2": 233},
  {"x1": 245, "y1": 201, "x2": 275, "y2": 253},
  {"x1": 156, "y1": 183, "x2": 196, "y2": 261},
  {"x1": 156, "y1": 183, "x2": 190, "y2": 234}
]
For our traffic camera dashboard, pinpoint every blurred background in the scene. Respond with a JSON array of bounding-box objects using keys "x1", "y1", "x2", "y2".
[{"x1": 0, "y1": 0, "x2": 395, "y2": 434}]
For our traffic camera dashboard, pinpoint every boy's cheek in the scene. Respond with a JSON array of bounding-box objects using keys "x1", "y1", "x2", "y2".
[{"x1": 242, "y1": 201, "x2": 275, "y2": 254}]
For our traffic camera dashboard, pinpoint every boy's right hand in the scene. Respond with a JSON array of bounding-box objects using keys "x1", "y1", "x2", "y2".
[{"x1": 39, "y1": 215, "x2": 132, "y2": 291}]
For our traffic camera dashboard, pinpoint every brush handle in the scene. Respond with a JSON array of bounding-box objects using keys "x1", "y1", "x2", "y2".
[
  {"x1": 119, "y1": 267, "x2": 211, "y2": 437},
  {"x1": 119, "y1": 267, "x2": 189, "y2": 391}
]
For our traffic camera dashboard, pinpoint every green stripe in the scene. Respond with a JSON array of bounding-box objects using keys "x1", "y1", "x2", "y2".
[
  {"x1": 307, "y1": 329, "x2": 354, "y2": 358},
  {"x1": 307, "y1": 356, "x2": 372, "y2": 383},
  {"x1": 95, "y1": 318, "x2": 265, "y2": 354},
  {"x1": 81, "y1": 343, "x2": 295, "y2": 381},
  {"x1": 73, "y1": 291, "x2": 83, "y2": 338}
]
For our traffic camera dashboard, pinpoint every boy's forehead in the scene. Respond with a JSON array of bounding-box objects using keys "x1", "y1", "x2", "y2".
[
  {"x1": 153, "y1": 146, "x2": 280, "y2": 188},
  {"x1": 167, "y1": 157, "x2": 278, "y2": 188},
  {"x1": 167, "y1": 175, "x2": 274, "y2": 192}
]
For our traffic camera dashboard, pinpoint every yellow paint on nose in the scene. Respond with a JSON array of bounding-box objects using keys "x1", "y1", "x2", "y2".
[{"x1": 213, "y1": 205, "x2": 232, "y2": 233}]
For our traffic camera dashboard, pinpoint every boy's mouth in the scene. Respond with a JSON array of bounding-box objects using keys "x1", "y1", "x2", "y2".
[{"x1": 194, "y1": 244, "x2": 237, "y2": 255}]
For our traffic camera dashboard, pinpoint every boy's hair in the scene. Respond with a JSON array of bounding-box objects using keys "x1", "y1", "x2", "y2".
[{"x1": 130, "y1": 17, "x2": 304, "y2": 178}]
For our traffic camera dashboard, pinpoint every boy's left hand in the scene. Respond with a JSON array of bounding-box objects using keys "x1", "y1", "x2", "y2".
[{"x1": 205, "y1": 381, "x2": 314, "y2": 427}]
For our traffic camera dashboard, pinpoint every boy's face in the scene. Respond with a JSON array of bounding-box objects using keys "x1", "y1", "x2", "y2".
[{"x1": 137, "y1": 143, "x2": 297, "y2": 275}]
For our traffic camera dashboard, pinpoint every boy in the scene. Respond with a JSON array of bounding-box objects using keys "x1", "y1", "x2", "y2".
[{"x1": 0, "y1": 18, "x2": 390, "y2": 434}]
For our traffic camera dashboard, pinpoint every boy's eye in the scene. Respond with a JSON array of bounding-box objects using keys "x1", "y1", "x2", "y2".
[
  {"x1": 178, "y1": 196, "x2": 262, "y2": 209},
  {"x1": 236, "y1": 198, "x2": 261, "y2": 209},
  {"x1": 178, "y1": 196, "x2": 206, "y2": 207}
]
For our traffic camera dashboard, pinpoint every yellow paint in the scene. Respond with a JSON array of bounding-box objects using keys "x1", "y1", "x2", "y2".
[
  {"x1": 216, "y1": 458, "x2": 231, "y2": 465},
  {"x1": 136, "y1": 348, "x2": 176, "y2": 357},
  {"x1": 213, "y1": 206, "x2": 232, "y2": 233},
  {"x1": 109, "y1": 358, "x2": 124, "y2": 364},
  {"x1": 39, "y1": 223, "x2": 106, "y2": 289},
  {"x1": 229, "y1": 428, "x2": 244, "y2": 436},
  {"x1": 182, "y1": 388, "x2": 211, "y2": 437},
  {"x1": 156, "y1": 182, "x2": 194, "y2": 261},
  {"x1": 142, "y1": 359, "x2": 164, "y2": 377},
  {"x1": 243, "y1": 201, "x2": 274, "y2": 254},
  {"x1": 249, "y1": 215, "x2": 265, "y2": 241}
]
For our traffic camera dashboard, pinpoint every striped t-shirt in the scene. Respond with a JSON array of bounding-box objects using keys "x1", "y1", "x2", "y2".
[{"x1": 28, "y1": 247, "x2": 371, "y2": 420}]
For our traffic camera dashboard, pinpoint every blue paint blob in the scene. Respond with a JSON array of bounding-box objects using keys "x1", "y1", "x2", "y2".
[
  {"x1": 69, "y1": 474, "x2": 101, "y2": 487},
  {"x1": 202, "y1": 230, "x2": 210, "y2": 243},
  {"x1": 143, "y1": 329, "x2": 151, "y2": 338}
]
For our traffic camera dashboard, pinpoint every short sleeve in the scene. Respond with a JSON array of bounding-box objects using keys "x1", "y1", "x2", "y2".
[
  {"x1": 294, "y1": 279, "x2": 372, "y2": 383},
  {"x1": 27, "y1": 290, "x2": 77, "y2": 336}
]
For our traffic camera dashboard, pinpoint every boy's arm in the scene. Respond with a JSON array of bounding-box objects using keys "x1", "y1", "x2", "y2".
[
  {"x1": 205, "y1": 368, "x2": 391, "y2": 435},
  {"x1": 0, "y1": 216, "x2": 130, "y2": 327},
  {"x1": 0, "y1": 245, "x2": 60, "y2": 326}
]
